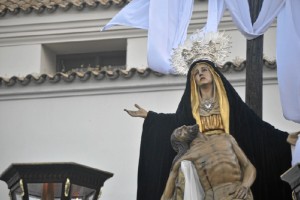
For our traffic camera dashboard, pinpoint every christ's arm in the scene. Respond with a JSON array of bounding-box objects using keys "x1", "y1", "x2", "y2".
[{"x1": 230, "y1": 135, "x2": 256, "y2": 199}]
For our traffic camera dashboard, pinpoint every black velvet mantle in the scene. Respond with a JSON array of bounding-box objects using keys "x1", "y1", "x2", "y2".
[{"x1": 137, "y1": 60, "x2": 292, "y2": 200}]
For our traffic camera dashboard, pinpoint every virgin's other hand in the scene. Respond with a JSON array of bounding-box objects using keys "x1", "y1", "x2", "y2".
[
  {"x1": 287, "y1": 131, "x2": 300, "y2": 145},
  {"x1": 124, "y1": 104, "x2": 148, "y2": 118}
]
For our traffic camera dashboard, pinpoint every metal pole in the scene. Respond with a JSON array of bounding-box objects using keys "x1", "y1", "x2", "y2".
[{"x1": 246, "y1": 0, "x2": 264, "y2": 118}]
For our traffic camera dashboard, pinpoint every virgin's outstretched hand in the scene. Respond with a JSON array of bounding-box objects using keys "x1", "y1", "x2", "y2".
[
  {"x1": 124, "y1": 104, "x2": 148, "y2": 118},
  {"x1": 287, "y1": 131, "x2": 300, "y2": 145}
]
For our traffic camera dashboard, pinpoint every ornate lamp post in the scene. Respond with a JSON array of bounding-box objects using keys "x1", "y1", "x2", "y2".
[
  {"x1": 0, "y1": 162, "x2": 113, "y2": 200},
  {"x1": 281, "y1": 164, "x2": 300, "y2": 200}
]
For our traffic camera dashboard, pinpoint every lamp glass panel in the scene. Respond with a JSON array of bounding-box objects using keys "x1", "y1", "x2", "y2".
[
  {"x1": 12, "y1": 186, "x2": 23, "y2": 200},
  {"x1": 29, "y1": 197, "x2": 39, "y2": 200},
  {"x1": 70, "y1": 184, "x2": 95, "y2": 199},
  {"x1": 13, "y1": 195, "x2": 22, "y2": 200},
  {"x1": 27, "y1": 183, "x2": 62, "y2": 199},
  {"x1": 13, "y1": 194, "x2": 23, "y2": 200},
  {"x1": 29, "y1": 197, "x2": 60, "y2": 200}
]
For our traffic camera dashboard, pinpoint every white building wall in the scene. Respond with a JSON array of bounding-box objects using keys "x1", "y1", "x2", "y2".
[
  {"x1": 127, "y1": 37, "x2": 148, "y2": 69},
  {"x1": 41, "y1": 45, "x2": 56, "y2": 74},
  {"x1": 0, "y1": 45, "x2": 42, "y2": 77}
]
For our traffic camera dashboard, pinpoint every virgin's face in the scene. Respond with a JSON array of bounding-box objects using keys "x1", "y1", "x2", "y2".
[{"x1": 192, "y1": 63, "x2": 213, "y2": 87}]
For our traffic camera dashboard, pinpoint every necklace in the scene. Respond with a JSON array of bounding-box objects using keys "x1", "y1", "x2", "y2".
[{"x1": 201, "y1": 98, "x2": 215, "y2": 113}]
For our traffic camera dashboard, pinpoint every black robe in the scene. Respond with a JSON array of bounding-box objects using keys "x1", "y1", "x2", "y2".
[{"x1": 137, "y1": 60, "x2": 292, "y2": 200}]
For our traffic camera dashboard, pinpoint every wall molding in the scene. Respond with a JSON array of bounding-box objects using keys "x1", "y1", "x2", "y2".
[
  {"x1": 0, "y1": 2, "x2": 239, "y2": 47},
  {"x1": 0, "y1": 70, "x2": 278, "y2": 101}
]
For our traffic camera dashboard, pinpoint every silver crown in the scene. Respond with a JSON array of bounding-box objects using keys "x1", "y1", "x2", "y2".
[{"x1": 171, "y1": 30, "x2": 232, "y2": 75}]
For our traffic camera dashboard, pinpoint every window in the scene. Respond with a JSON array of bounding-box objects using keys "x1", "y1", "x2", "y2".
[
  {"x1": 43, "y1": 39, "x2": 127, "y2": 74},
  {"x1": 56, "y1": 51, "x2": 126, "y2": 73}
]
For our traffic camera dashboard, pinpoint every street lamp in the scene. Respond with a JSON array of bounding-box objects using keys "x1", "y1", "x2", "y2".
[
  {"x1": 281, "y1": 164, "x2": 300, "y2": 200},
  {"x1": 0, "y1": 162, "x2": 113, "y2": 200}
]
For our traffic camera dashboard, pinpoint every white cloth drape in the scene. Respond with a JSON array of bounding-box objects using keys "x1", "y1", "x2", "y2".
[
  {"x1": 102, "y1": 0, "x2": 287, "y2": 71},
  {"x1": 202, "y1": 0, "x2": 225, "y2": 33},
  {"x1": 223, "y1": 0, "x2": 285, "y2": 39},
  {"x1": 181, "y1": 160, "x2": 205, "y2": 200},
  {"x1": 102, "y1": 0, "x2": 194, "y2": 74},
  {"x1": 276, "y1": 0, "x2": 300, "y2": 123},
  {"x1": 292, "y1": 136, "x2": 300, "y2": 166},
  {"x1": 101, "y1": 0, "x2": 149, "y2": 30},
  {"x1": 221, "y1": 0, "x2": 300, "y2": 123},
  {"x1": 147, "y1": 0, "x2": 194, "y2": 73}
]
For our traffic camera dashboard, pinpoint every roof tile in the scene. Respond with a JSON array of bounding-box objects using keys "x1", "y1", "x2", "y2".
[
  {"x1": 0, "y1": 0, "x2": 130, "y2": 16},
  {"x1": 0, "y1": 59, "x2": 276, "y2": 88}
]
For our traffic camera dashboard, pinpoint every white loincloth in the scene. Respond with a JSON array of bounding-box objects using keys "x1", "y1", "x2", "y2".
[{"x1": 181, "y1": 160, "x2": 205, "y2": 200}]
